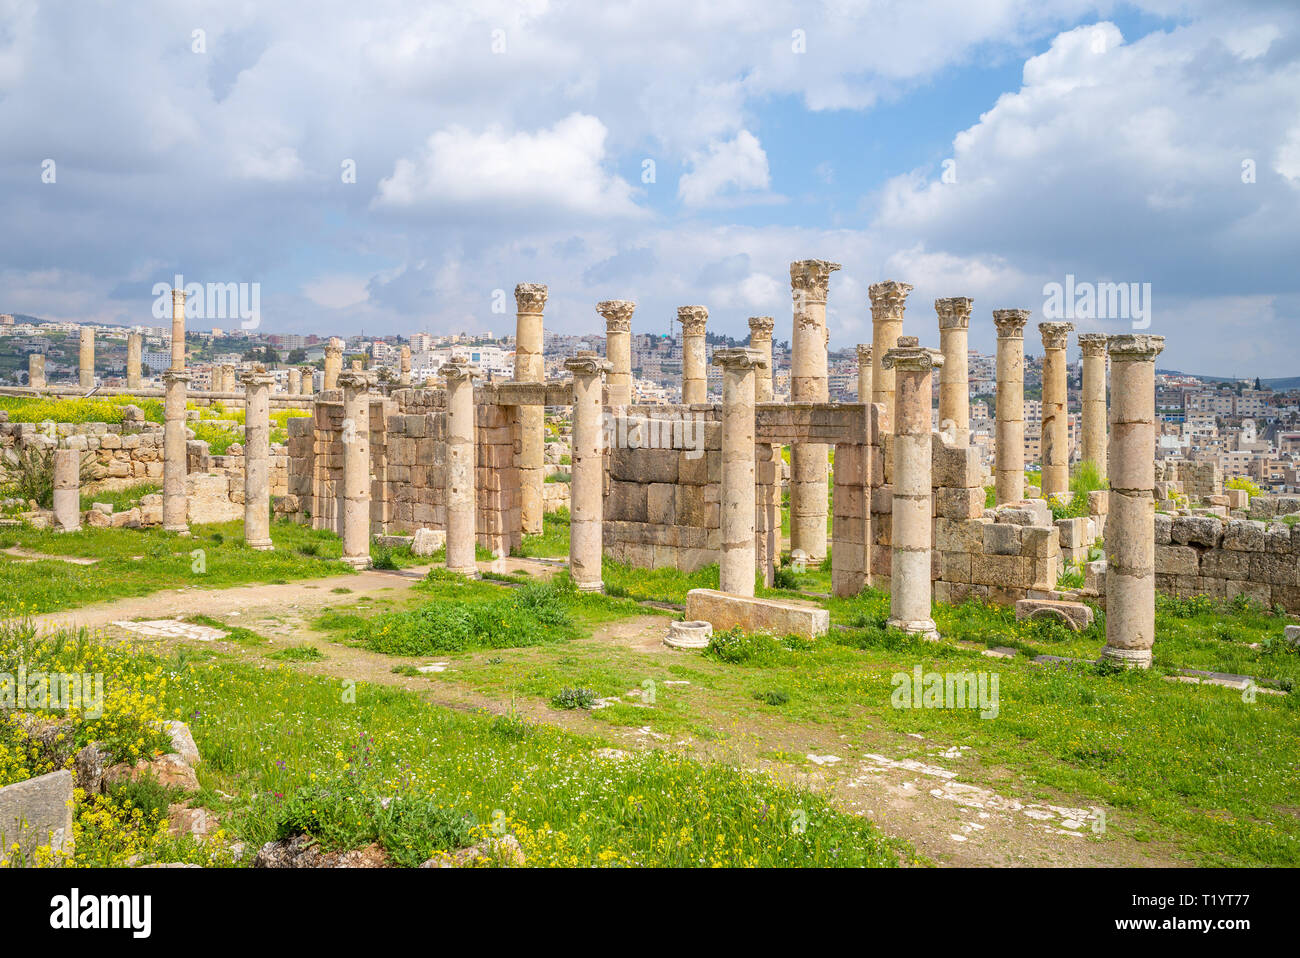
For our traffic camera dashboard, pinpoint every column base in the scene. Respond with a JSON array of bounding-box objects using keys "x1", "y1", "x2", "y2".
[
  {"x1": 247, "y1": 539, "x2": 274, "y2": 552},
  {"x1": 341, "y1": 554, "x2": 372, "y2": 570},
  {"x1": 887, "y1": 617, "x2": 940, "y2": 642},
  {"x1": 163, "y1": 524, "x2": 190, "y2": 535},
  {"x1": 575, "y1": 579, "x2": 604, "y2": 593},
  {"x1": 447, "y1": 565, "x2": 480, "y2": 579},
  {"x1": 1099, "y1": 646, "x2": 1152, "y2": 669}
]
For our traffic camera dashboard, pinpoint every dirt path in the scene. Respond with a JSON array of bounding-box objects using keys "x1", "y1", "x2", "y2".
[{"x1": 32, "y1": 558, "x2": 1189, "y2": 868}]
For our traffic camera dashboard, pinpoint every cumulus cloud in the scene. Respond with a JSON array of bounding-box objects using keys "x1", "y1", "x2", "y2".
[{"x1": 677, "y1": 131, "x2": 774, "y2": 207}]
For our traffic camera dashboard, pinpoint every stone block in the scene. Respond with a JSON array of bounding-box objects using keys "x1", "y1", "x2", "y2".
[
  {"x1": 0, "y1": 769, "x2": 74, "y2": 860},
  {"x1": 685, "y1": 589, "x2": 829, "y2": 640},
  {"x1": 1171, "y1": 515, "x2": 1222, "y2": 549},
  {"x1": 982, "y1": 522, "x2": 1022, "y2": 556},
  {"x1": 1156, "y1": 544, "x2": 1200, "y2": 577},
  {"x1": 1015, "y1": 598, "x2": 1094, "y2": 632}
]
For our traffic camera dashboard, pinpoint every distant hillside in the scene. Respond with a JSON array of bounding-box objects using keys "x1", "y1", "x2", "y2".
[{"x1": 1158, "y1": 368, "x2": 1300, "y2": 391}]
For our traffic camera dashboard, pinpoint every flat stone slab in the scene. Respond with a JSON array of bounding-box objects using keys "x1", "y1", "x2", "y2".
[
  {"x1": 685, "y1": 589, "x2": 829, "y2": 640},
  {"x1": 1015, "y1": 598, "x2": 1094, "y2": 632},
  {"x1": 982, "y1": 646, "x2": 1017, "y2": 659},
  {"x1": 0, "y1": 769, "x2": 74, "y2": 860},
  {"x1": 112, "y1": 619, "x2": 227, "y2": 641}
]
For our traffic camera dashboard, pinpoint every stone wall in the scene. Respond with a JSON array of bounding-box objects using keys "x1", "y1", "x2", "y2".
[
  {"x1": 1156, "y1": 514, "x2": 1300, "y2": 612},
  {"x1": 1158, "y1": 459, "x2": 1222, "y2": 502}
]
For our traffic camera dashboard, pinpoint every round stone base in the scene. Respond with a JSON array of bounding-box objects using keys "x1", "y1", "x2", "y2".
[
  {"x1": 1099, "y1": 645, "x2": 1152, "y2": 669},
  {"x1": 341, "y1": 555, "x2": 372, "y2": 570},
  {"x1": 247, "y1": 540, "x2": 274, "y2": 552},
  {"x1": 887, "y1": 617, "x2": 941, "y2": 642},
  {"x1": 664, "y1": 620, "x2": 713, "y2": 649},
  {"x1": 446, "y1": 565, "x2": 479, "y2": 579},
  {"x1": 575, "y1": 580, "x2": 604, "y2": 593}
]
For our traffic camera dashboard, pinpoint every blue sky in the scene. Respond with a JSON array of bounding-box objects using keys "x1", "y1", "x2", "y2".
[{"x1": 1, "y1": 0, "x2": 1297, "y2": 375}]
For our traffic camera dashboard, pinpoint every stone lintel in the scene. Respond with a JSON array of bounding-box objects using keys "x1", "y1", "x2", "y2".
[{"x1": 685, "y1": 588, "x2": 829, "y2": 640}]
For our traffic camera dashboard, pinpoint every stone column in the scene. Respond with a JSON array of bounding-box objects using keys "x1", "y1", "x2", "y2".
[
  {"x1": 126, "y1": 333, "x2": 142, "y2": 390},
  {"x1": 28, "y1": 354, "x2": 45, "y2": 389},
  {"x1": 514, "y1": 283, "x2": 548, "y2": 536},
  {"x1": 442, "y1": 358, "x2": 482, "y2": 577},
  {"x1": 399, "y1": 345, "x2": 412, "y2": 386},
  {"x1": 677, "y1": 306, "x2": 708, "y2": 404},
  {"x1": 52, "y1": 448, "x2": 80, "y2": 532},
  {"x1": 882, "y1": 337, "x2": 943, "y2": 640},
  {"x1": 1078, "y1": 333, "x2": 1109, "y2": 480},
  {"x1": 597, "y1": 300, "x2": 635, "y2": 406},
  {"x1": 789, "y1": 260, "x2": 839, "y2": 562},
  {"x1": 856, "y1": 344, "x2": 872, "y2": 413},
  {"x1": 748, "y1": 316, "x2": 777, "y2": 586},
  {"x1": 288, "y1": 367, "x2": 302, "y2": 395},
  {"x1": 1102, "y1": 334, "x2": 1164, "y2": 669},
  {"x1": 1039, "y1": 321, "x2": 1074, "y2": 500},
  {"x1": 936, "y1": 297, "x2": 973, "y2": 446},
  {"x1": 299, "y1": 367, "x2": 315, "y2": 397},
  {"x1": 241, "y1": 366, "x2": 276, "y2": 551},
  {"x1": 869, "y1": 280, "x2": 913, "y2": 429},
  {"x1": 220, "y1": 364, "x2": 236, "y2": 395},
  {"x1": 323, "y1": 338, "x2": 344, "y2": 391},
  {"x1": 565, "y1": 351, "x2": 611, "y2": 592},
  {"x1": 337, "y1": 369, "x2": 374, "y2": 569},
  {"x1": 993, "y1": 309, "x2": 1030, "y2": 505},
  {"x1": 162, "y1": 369, "x2": 191, "y2": 533},
  {"x1": 78, "y1": 326, "x2": 94, "y2": 389},
  {"x1": 170, "y1": 289, "x2": 186, "y2": 370},
  {"x1": 713, "y1": 348, "x2": 764, "y2": 597}
]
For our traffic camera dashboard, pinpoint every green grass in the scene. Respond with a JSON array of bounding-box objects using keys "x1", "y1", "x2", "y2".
[
  {"x1": 79, "y1": 481, "x2": 160, "y2": 513},
  {"x1": 0, "y1": 520, "x2": 352, "y2": 614},
  {"x1": 267, "y1": 645, "x2": 325, "y2": 662},
  {"x1": 514, "y1": 507, "x2": 570, "y2": 558}
]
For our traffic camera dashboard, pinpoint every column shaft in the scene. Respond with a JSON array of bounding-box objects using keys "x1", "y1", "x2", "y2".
[
  {"x1": 869, "y1": 281, "x2": 913, "y2": 429},
  {"x1": 677, "y1": 306, "x2": 708, "y2": 404},
  {"x1": 598, "y1": 301, "x2": 635, "y2": 406},
  {"x1": 515, "y1": 284, "x2": 547, "y2": 536},
  {"x1": 338, "y1": 370, "x2": 373, "y2": 569},
  {"x1": 714, "y1": 349, "x2": 763, "y2": 596},
  {"x1": 28, "y1": 354, "x2": 45, "y2": 389},
  {"x1": 242, "y1": 368, "x2": 275, "y2": 550},
  {"x1": 565, "y1": 352, "x2": 610, "y2": 591},
  {"x1": 936, "y1": 297, "x2": 973, "y2": 446},
  {"x1": 994, "y1": 310, "x2": 1030, "y2": 505},
  {"x1": 1039, "y1": 322, "x2": 1074, "y2": 500},
  {"x1": 126, "y1": 333, "x2": 142, "y2": 390},
  {"x1": 750, "y1": 317, "x2": 778, "y2": 587},
  {"x1": 170, "y1": 290, "x2": 186, "y2": 370},
  {"x1": 789, "y1": 260, "x2": 839, "y2": 562},
  {"x1": 443, "y1": 360, "x2": 481, "y2": 576},
  {"x1": 52, "y1": 448, "x2": 80, "y2": 532},
  {"x1": 79, "y1": 326, "x2": 94, "y2": 389},
  {"x1": 1079, "y1": 334, "x2": 1109, "y2": 479},
  {"x1": 323, "y1": 338, "x2": 343, "y2": 391},
  {"x1": 162, "y1": 370, "x2": 190, "y2": 532}
]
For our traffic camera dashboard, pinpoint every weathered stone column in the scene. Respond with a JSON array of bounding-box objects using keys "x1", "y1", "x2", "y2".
[
  {"x1": 442, "y1": 358, "x2": 482, "y2": 577},
  {"x1": 856, "y1": 344, "x2": 872, "y2": 412},
  {"x1": 78, "y1": 326, "x2": 94, "y2": 389},
  {"x1": 789, "y1": 260, "x2": 839, "y2": 562},
  {"x1": 882, "y1": 337, "x2": 943, "y2": 640},
  {"x1": 1102, "y1": 334, "x2": 1164, "y2": 669},
  {"x1": 514, "y1": 283, "x2": 548, "y2": 536},
  {"x1": 748, "y1": 316, "x2": 778, "y2": 586},
  {"x1": 299, "y1": 366, "x2": 315, "y2": 397},
  {"x1": 170, "y1": 289, "x2": 186, "y2": 370},
  {"x1": 936, "y1": 297, "x2": 973, "y2": 446},
  {"x1": 597, "y1": 301, "x2": 635, "y2": 406},
  {"x1": 241, "y1": 366, "x2": 276, "y2": 551},
  {"x1": 126, "y1": 333, "x2": 142, "y2": 389},
  {"x1": 288, "y1": 367, "x2": 302, "y2": 395},
  {"x1": 1078, "y1": 333, "x2": 1109, "y2": 480},
  {"x1": 993, "y1": 309, "x2": 1030, "y2": 505},
  {"x1": 337, "y1": 369, "x2": 374, "y2": 569},
  {"x1": 677, "y1": 306, "x2": 708, "y2": 405},
  {"x1": 869, "y1": 280, "x2": 912, "y2": 428},
  {"x1": 162, "y1": 369, "x2": 191, "y2": 533},
  {"x1": 714, "y1": 348, "x2": 764, "y2": 597},
  {"x1": 52, "y1": 448, "x2": 80, "y2": 532},
  {"x1": 28, "y1": 354, "x2": 45, "y2": 389},
  {"x1": 565, "y1": 351, "x2": 611, "y2": 592},
  {"x1": 323, "y1": 338, "x2": 344, "y2": 391},
  {"x1": 220, "y1": 364, "x2": 237, "y2": 395},
  {"x1": 1039, "y1": 321, "x2": 1074, "y2": 501},
  {"x1": 399, "y1": 345, "x2": 412, "y2": 386}
]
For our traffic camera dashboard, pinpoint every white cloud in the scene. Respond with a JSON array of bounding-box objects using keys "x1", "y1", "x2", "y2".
[
  {"x1": 302, "y1": 275, "x2": 371, "y2": 308},
  {"x1": 677, "y1": 131, "x2": 773, "y2": 207},
  {"x1": 373, "y1": 113, "x2": 643, "y2": 218}
]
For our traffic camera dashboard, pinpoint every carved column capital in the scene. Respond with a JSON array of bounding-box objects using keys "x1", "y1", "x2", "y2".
[
  {"x1": 935, "y1": 297, "x2": 973, "y2": 330},
  {"x1": 596, "y1": 300, "x2": 636, "y2": 332},
  {"x1": 514, "y1": 283, "x2": 549, "y2": 313},
  {"x1": 677, "y1": 305, "x2": 708, "y2": 336},
  {"x1": 992, "y1": 309, "x2": 1031, "y2": 338}
]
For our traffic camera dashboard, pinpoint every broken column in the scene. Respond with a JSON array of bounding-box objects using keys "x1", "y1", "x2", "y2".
[
  {"x1": 299, "y1": 366, "x2": 315, "y2": 397},
  {"x1": 399, "y1": 345, "x2": 412, "y2": 386},
  {"x1": 1102, "y1": 334, "x2": 1165, "y2": 669},
  {"x1": 714, "y1": 348, "x2": 765, "y2": 596},
  {"x1": 936, "y1": 297, "x2": 973, "y2": 446},
  {"x1": 565, "y1": 351, "x2": 611, "y2": 592},
  {"x1": 162, "y1": 368, "x2": 190, "y2": 533},
  {"x1": 993, "y1": 309, "x2": 1030, "y2": 505},
  {"x1": 241, "y1": 366, "x2": 276, "y2": 551},
  {"x1": 789, "y1": 259, "x2": 840, "y2": 562},
  {"x1": 337, "y1": 369, "x2": 374, "y2": 569},
  {"x1": 749, "y1": 316, "x2": 778, "y2": 587},
  {"x1": 78, "y1": 326, "x2": 94, "y2": 389},
  {"x1": 323, "y1": 338, "x2": 344, "y2": 391},
  {"x1": 598, "y1": 300, "x2": 635, "y2": 406},
  {"x1": 28, "y1": 354, "x2": 45, "y2": 389},
  {"x1": 442, "y1": 358, "x2": 481, "y2": 577},
  {"x1": 171, "y1": 289, "x2": 186, "y2": 370},
  {"x1": 677, "y1": 305, "x2": 708, "y2": 404},
  {"x1": 856, "y1": 344, "x2": 872, "y2": 414},
  {"x1": 288, "y1": 367, "x2": 301, "y2": 395},
  {"x1": 514, "y1": 283, "x2": 548, "y2": 536},
  {"x1": 882, "y1": 337, "x2": 943, "y2": 640},
  {"x1": 126, "y1": 333, "x2": 142, "y2": 390},
  {"x1": 1078, "y1": 332, "x2": 1109, "y2": 479},
  {"x1": 869, "y1": 280, "x2": 912, "y2": 428},
  {"x1": 1039, "y1": 321, "x2": 1074, "y2": 501},
  {"x1": 52, "y1": 448, "x2": 80, "y2": 532},
  {"x1": 220, "y1": 364, "x2": 236, "y2": 395}
]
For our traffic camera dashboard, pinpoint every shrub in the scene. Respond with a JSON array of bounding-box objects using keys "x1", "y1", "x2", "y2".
[
  {"x1": 551, "y1": 686, "x2": 597, "y2": 710},
  {"x1": 1, "y1": 446, "x2": 94, "y2": 509},
  {"x1": 1226, "y1": 476, "x2": 1262, "y2": 498}
]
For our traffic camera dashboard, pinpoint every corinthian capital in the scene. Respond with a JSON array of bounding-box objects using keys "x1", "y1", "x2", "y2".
[
  {"x1": 514, "y1": 283, "x2": 549, "y2": 313},
  {"x1": 1106, "y1": 334, "x2": 1165, "y2": 363},
  {"x1": 677, "y1": 305, "x2": 708, "y2": 336},
  {"x1": 325, "y1": 337, "x2": 344, "y2": 354},
  {"x1": 596, "y1": 300, "x2": 636, "y2": 333},
  {"x1": 868, "y1": 280, "x2": 913, "y2": 319},
  {"x1": 747, "y1": 316, "x2": 775, "y2": 342},
  {"x1": 935, "y1": 297, "x2": 973, "y2": 330},
  {"x1": 790, "y1": 260, "x2": 841, "y2": 302},
  {"x1": 1077, "y1": 332, "x2": 1109, "y2": 358},
  {"x1": 1039, "y1": 321, "x2": 1075, "y2": 350},
  {"x1": 856, "y1": 343, "x2": 872, "y2": 364},
  {"x1": 992, "y1": 309, "x2": 1031, "y2": 338}
]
